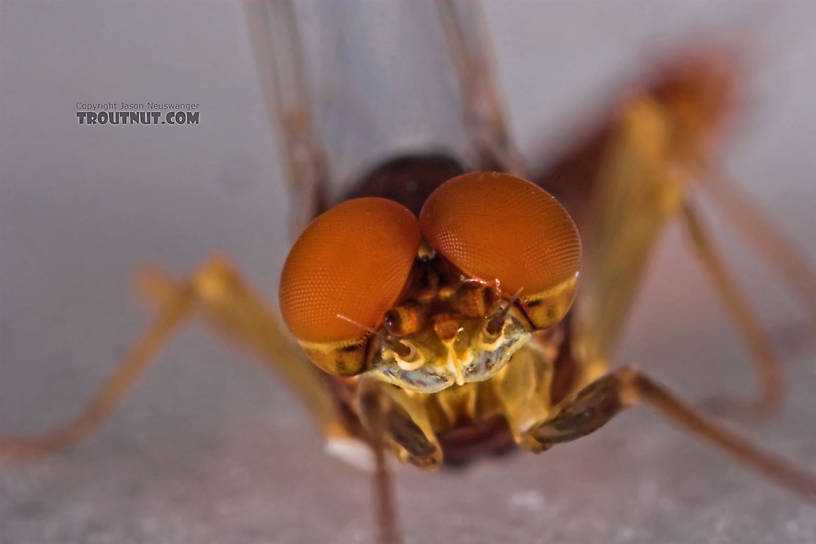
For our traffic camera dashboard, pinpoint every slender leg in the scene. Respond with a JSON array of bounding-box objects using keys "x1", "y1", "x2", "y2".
[
  {"x1": 357, "y1": 379, "x2": 403, "y2": 544},
  {"x1": 243, "y1": 0, "x2": 329, "y2": 232},
  {"x1": 437, "y1": 0, "x2": 526, "y2": 176},
  {"x1": 137, "y1": 256, "x2": 352, "y2": 445},
  {"x1": 681, "y1": 200, "x2": 783, "y2": 417},
  {"x1": 375, "y1": 384, "x2": 443, "y2": 471},
  {"x1": 698, "y1": 164, "x2": 816, "y2": 329},
  {"x1": 0, "y1": 281, "x2": 196, "y2": 459},
  {"x1": 1, "y1": 256, "x2": 352, "y2": 460},
  {"x1": 529, "y1": 366, "x2": 816, "y2": 500}
]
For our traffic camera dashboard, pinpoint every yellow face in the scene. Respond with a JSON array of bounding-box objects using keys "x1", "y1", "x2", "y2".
[
  {"x1": 278, "y1": 172, "x2": 582, "y2": 390},
  {"x1": 367, "y1": 277, "x2": 534, "y2": 393}
]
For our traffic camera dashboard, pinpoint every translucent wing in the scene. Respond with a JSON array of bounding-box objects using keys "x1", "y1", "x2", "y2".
[
  {"x1": 303, "y1": 2, "x2": 474, "y2": 191},
  {"x1": 245, "y1": 0, "x2": 474, "y2": 206},
  {"x1": 245, "y1": 0, "x2": 522, "y2": 224}
]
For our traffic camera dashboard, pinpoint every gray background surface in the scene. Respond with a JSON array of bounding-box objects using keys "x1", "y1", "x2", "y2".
[{"x1": 2, "y1": 2, "x2": 816, "y2": 543}]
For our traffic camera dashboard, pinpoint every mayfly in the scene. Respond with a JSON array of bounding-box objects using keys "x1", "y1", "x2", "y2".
[{"x1": 2, "y1": 2, "x2": 816, "y2": 543}]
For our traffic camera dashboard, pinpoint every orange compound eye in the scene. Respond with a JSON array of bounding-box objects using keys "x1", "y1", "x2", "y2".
[
  {"x1": 419, "y1": 172, "x2": 581, "y2": 330},
  {"x1": 279, "y1": 198, "x2": 420, "y2": 375}
]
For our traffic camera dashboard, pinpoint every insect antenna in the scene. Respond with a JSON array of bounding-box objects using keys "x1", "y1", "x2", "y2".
[
  {"x1": 336, "y1": 313, "x2": 416, "y2": 361},
  {"x1": 484, "y1": 287, "x2": 524, "y2": 337}
]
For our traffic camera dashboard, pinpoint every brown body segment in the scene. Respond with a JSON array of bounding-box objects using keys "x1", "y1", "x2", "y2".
[{"x1": 346, "y1": 154, "x2": 465, "y2": 216}]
